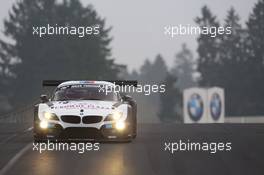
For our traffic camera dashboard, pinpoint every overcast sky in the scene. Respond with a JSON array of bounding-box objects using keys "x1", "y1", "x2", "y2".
[{"x1": 0, "y1": 0, "x2": 258, "y2": 71}]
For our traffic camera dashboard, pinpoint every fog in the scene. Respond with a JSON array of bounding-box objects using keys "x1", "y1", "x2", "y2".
[{"x1": 0, "y1": 0, "x2": 258, "y2": 70}]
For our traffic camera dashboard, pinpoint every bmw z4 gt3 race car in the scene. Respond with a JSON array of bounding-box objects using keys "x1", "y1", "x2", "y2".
[{"x1": 33, "y1": 80, "x2": 137, "y2": 142}]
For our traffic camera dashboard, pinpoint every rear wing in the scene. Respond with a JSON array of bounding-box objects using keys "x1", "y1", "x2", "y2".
[{"x1": 42, "y1": 80, "x2": 138, "y2": 87}]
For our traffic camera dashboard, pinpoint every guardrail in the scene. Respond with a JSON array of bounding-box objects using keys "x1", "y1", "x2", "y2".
[
  {"x1": 0, "y1": 96, "x2": 43, "y2": 124},
  {"x1": 225, "y1": 116, "x2": 264, "y2": 123},
  {"x1": 0, "y1": 105, "x2": 33, "y2": 123}
]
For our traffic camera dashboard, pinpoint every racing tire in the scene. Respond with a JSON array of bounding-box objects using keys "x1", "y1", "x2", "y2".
[{"x1": 129, "y1": 100, "x2": 137, "y2": 139}]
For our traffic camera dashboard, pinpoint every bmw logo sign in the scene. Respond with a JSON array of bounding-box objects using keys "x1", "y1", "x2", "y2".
[
  {"x1": 210, "y1": 93, "x2": 222, "y2": 120},
  {"x1": 187, "y1": 93, "x2": 204, "y2": 121}
]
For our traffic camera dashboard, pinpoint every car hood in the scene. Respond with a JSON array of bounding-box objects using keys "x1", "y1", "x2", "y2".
[{"x1": 49, "y1": 100, "x2": 117, "y2": 116}]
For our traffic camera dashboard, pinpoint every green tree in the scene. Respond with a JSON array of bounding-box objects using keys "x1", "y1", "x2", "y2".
[
  {"x1": 151, "y1": 54, "x2": 168, "y2": 82},
  {"x1": 159, "y1": 73, "x2": 181, "y2": 122},
  {"x1": 0, "y1": 43, "x2": 14, "y2": 112},
  {"x1": 0, "y1": 0, "x2": 118, "y2": 107},
  {"x1": 0, "y1": 43, "x2": 14, "y2": 94},
  {"x1": 139, "y1": 59, "x2": 152, "y2": 82},
  {"x1": 127, "y1": 56, "x2": 168, "y2": 122},
  {"x1": 171, "y1": 43, "x2": 196, "y2": 91},
  {"x1": 139, "y1": 55, "x2": 168, "y2": 107},
  {"x1": 219, "y1": 7, "x2": 248, "y2": 115},
  {"x1": 195, "y1": 6, "x2": 221, "y2": 86},
  {"x1": 246, "y1": 0, "x2": 264, "y2": 114},
  {"x1": 130, "y1": 69, "x2": 139, "y2": 80},
  {"x1": 139, "y1": 55, "x2": 167, "y2": 83}
]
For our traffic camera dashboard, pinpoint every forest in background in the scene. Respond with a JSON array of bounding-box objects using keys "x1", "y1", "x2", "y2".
[{"x1": 0, "y1": 0, "x2": 264, "y2": 122}]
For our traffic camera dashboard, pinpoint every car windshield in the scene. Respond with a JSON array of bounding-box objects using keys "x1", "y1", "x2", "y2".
[{"x1": 53, "y1": 84, "x2": 119, "y2": 101}]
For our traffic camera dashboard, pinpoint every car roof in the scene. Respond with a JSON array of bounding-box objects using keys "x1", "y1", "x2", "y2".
[{"x1": 57, "y1": 80, "x2": 115, "y2": 88}]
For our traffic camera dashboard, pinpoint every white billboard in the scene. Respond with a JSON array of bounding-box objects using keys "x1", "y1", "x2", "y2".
[
  {"x1": 207, "y1": 87, "x2": 225, "y2": 123},
  {"x1": 183, "y1": 88, "x2": 208, "y2": 123},
  {"x1": 183, "y1": 87, "x2": 225, "y2": 123}
]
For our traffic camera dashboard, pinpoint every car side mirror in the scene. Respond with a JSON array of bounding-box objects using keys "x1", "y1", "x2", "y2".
[
  {"x1": 40, "y1": 94, "x2": 49, "y2": 103},
  {"x1": 122, "y1": 95, "x2": 132, "y2": 102}
]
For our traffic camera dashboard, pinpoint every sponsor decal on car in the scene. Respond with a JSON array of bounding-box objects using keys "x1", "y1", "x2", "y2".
[{"x1": 53, "y1": 104, "x2": 112, "y2": 110}]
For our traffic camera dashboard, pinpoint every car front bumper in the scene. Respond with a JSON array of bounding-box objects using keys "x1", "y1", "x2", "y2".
[{"x1": 34, "y1": 120, "x2": 133, "y2": 140}]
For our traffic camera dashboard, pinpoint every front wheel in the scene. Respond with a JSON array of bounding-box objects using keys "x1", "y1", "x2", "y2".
[{"x1": 132, "y1": 117, "x2": 137, "y2": 139}]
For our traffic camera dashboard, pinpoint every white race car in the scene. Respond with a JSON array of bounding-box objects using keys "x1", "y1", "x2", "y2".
[{"x1": 33, "y1": 80, "x2": 137, "y2": 142}]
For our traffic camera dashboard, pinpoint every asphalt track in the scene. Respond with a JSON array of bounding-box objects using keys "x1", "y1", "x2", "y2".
[{"x1": 0, "y1": 123, "x2": 264, "y2": 175}]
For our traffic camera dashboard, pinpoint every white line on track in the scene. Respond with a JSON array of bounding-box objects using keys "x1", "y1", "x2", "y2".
[
  {"x1": 0, "y1": 143, "x2": 31, "y2": 175},
  {"x1": 0, "y1": 126, "x2": 33, "y2": 175},
  {"x1": 0, "y1": 134, "x2": 17, "y2": 145},
  {"x1": 0, "y1": 126, "x2": 33, "y2": 145},
  {"x1": 24, "y1": 127, "x2": 33, "y2": 132}
]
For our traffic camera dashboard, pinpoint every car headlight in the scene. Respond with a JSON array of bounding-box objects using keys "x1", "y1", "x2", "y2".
[
  {"x1": 115, "y1": 121, "x2": 125, "y2": 130},
  {"x1": 104, "y1": 111, "x2": 123, "y2": 121},
  {"x1": 112, "y1": 111, "x2": 123, "y2": 120},
  {"x1": 44, "y1": 112, "x2": 59, "y2": 121},
  {"x1": 40, "y1": 120, "x2": 48, "y2": 129}
]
